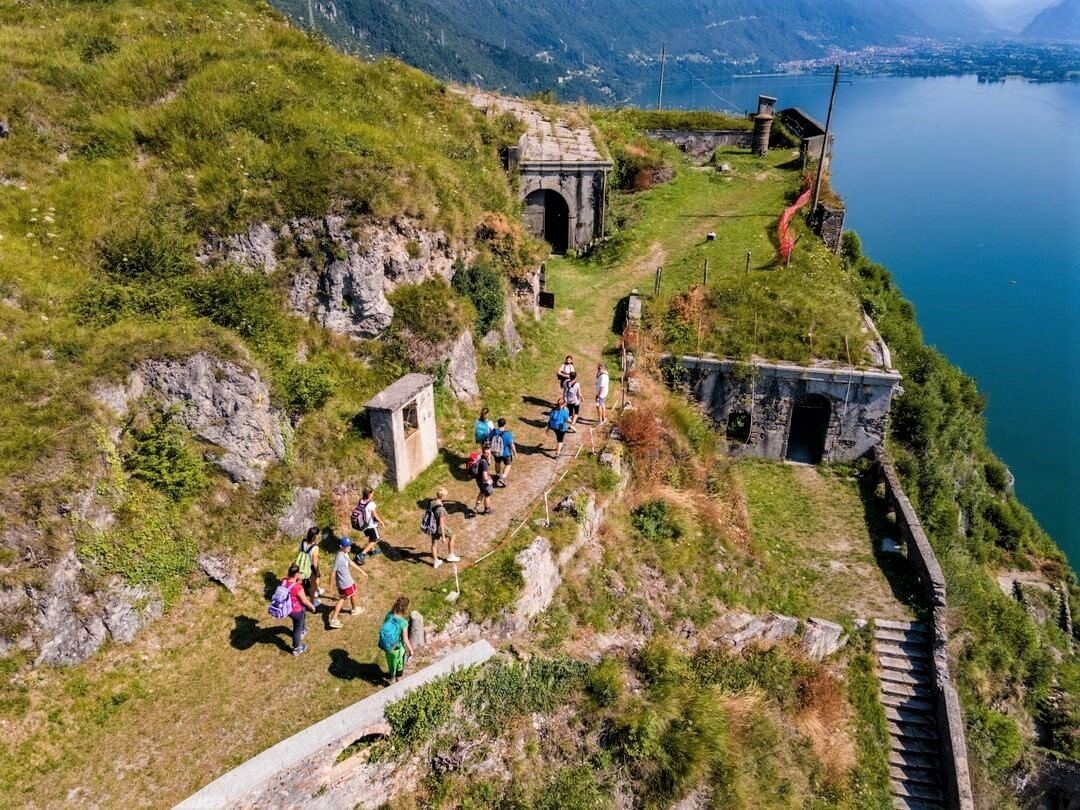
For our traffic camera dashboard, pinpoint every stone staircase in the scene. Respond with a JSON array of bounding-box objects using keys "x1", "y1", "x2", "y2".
[{"x1": 873, "y1": 618, "x2": 947, "y2": 810}]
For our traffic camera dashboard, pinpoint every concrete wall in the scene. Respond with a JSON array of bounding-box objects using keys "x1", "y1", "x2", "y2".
[
  {"x1": 670, "y1": 355, "x2": 901, "y2": 463},
  {"x1": 520, "y1": 165, "x2": 607, "y2": 251},
  {"x1": 644, "y1": 129, "x2": 752, "y2": 157},
  {"x1": 368, "y1": 383, "x2": 438, "y2": 491},
  {"x1": 873, "y1": 448, "x2": 975, "y2": 810}
]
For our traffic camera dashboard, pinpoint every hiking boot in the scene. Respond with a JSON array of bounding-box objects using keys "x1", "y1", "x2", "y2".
[
  {"x1": 445, "y1": 553, "x2": 461, "y2": 563},
  {"x1": 433, "y1": 558, "x2": 443, "y2": 569},
  {"x1": 354, "y1": 552, "x2": 366, "y2": 565},
  {"x1": 292, "y1": 644, "x2": 308, "y2": 656},
  {"x1": 328, "y1": 619, "x2": 343, "y2": 629},
  {"x1": 367, "y1": 548, "x2": 382, "y2": 558}
]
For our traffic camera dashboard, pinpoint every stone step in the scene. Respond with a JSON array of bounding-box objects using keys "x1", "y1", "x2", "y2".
[
  {"x1": 875, "y1": 618, "x2": 929, "y2": 633},
  {"x1": 875, "y1": 627, "x2": 931, "y2": 645},
  {"x1": 889, "y1": 734, "x2": 940, "y2": 755},
  {"x1": 879, "y1": 654, "x2": 931, "y2": 674},
  {"x1": 881, "y1": 680, "x2": 934, "y2": 701},
  {"x1": 876, "y1": 641, "x2": 930, "y2": 661},
  {"x1": 890, "y1": 764, "x2": 942, "y2": 787},
  {"x1": 892, "y1": 778, "x2": 945, "y2": 803},
  {"x1": 878, "y1": 667, "x2": 933, "y2": 688},
  {"x1": 892, "y1": 796, "x2": 945, "y2": 810},
  {"x1": 885, "y1": 707, "x2": 937, "y2": 729},
  {"x1": 889, "y1": 749, "x2": 940, "y2": 771},
  {"x1": 881, "y1": 692, "x2": 935, "y2": 713}
]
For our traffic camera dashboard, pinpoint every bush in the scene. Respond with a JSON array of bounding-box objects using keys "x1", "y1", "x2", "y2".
[
  {"x1": 632, "y1": 500, "x2": 682, "y2": 544},
  {"x1": 451, "y1": 259, "x2": 505, "y2": 335},
  {"x1": 98, "y1": 224, "x2": 194, "y2": 282},
  {"x1": 123, "y1": 410, "x2": 207, "y2": 501},
  {"x1": 386, "y1": 278, "x2": 470, "y2": 346},
  {"x1": 185, "y1": 267, "x2": 293, "y2": 351},
  {"x1": 278, "y1": 360, "x2": 335, "y2": 416},
  {"x1": 587, "y1": 658, "x2": 624, "y2": 708}
]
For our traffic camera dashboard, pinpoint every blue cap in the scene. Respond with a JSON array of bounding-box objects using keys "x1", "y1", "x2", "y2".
[{"x1": 339, "y1": 537, "x2": 352, "y2": 548}]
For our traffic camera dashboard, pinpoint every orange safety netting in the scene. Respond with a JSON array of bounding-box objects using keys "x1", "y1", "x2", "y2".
[{"x1": 778, "y1": 183, "x2": 813, "y2": 263}]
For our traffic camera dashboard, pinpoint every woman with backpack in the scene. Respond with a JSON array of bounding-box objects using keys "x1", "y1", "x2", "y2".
[
  {"x1": 268, "y1": 564, "x2": 315, "y2": 656},
  {"x1": 562, "y1": 371, "x2": 582, "y2": 432},
  {"x1": 546, "y1": 397, "x2": 571, "y2": 458},
  {"x1": 474, "y1": 407, "x2": 495, "y2": 449},
  {"x1": 556, "y1": 355, "x2": 575, "y2": 389},
  {"x1": 296, "y1": 527, "x2": 322, "y2": 605},
  {"x1": 379, "y1": 595, "x2": 415, "y2": 685},
  {"x1": 423, "y1": 487, "x2": 458, "y2": 569}
]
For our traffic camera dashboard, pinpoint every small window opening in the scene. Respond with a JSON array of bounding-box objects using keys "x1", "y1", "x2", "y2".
[
  {"x1": 726, "y1": 410, "x2": 752, "y2": 443},
  {"x1": 402, "y1": 401, "x2": 419, "y2": 436}
]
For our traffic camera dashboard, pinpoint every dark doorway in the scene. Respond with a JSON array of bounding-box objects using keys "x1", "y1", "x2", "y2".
[
  {"x1": 525, "y1": 189, "x2": 570, "y2": 253},
  {"x1": 785, "y1": 394, "x2": 830, "y2": 464}
]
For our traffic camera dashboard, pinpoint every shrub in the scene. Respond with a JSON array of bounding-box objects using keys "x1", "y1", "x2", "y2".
[
  {"x1": 98, "y1": 224, "x2": 194, "y2": 282},
  {"x1": 185, "y1": 267, "x2": 293, "y2": 351},
  {"x1": 587, "y1": 658, "x2": 624, "y2": 708},
  {"x1": 123, "y1": 410, "x2": 207, "y2": 501},
  {"x1": 632, "y1": 500, "x2": 682, "y2": 544},
  {"x1": 984, "y1": 458, "x2": 1010, "y2": 493},
  {"x1": 451, "y1": 259, "x2": 505, "y2": 335},
  {"x1": 278, "y1": 360, "x2": 335, "y2": 416},
  {"x1": 386, "y1": 278, "x2": 470, "y2": 346}
]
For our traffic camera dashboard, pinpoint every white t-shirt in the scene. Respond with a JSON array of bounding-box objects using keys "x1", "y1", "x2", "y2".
[
  {"x1": 596, "y1": 370, "x2": 610, "y2": 398},
  {"x1": 358, "y1": 499, "x2": 376, "y2": 529}
]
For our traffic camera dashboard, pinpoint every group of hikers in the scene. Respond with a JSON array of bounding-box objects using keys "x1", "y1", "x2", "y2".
[{"x1": 268, "y1": 356, "x2": 613, "y2": 681}]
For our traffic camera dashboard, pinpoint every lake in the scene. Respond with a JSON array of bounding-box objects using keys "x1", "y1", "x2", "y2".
[{"x1": 639, "y1": 73, "x2": 1080, "y2": 571}]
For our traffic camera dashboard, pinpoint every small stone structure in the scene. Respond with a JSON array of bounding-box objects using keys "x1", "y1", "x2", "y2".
[
  {"x1": 464, "y1": 91, "x2": 611, "y2": 254},
  {"x1": 779, "y1": 107, "x2": 834, "y2": 168},
  {"x1": 812, "y1": 203, "x2": 846, "y2": 253},
  {"x1": 364, "y1": 374, "x2": 438, "y2": 491},
  {"x1": 669, "y1": 354, "x2": 901, "y2": 464},
  {"x1": 644, "y1": 128, "x2": 752, "y2": 157}
]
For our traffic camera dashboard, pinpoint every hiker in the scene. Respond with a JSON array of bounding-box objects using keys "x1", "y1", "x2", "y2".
[
  {"x1": 471, "y1": 446, "x2": 495, "y2": 516},
  {"x1": 556, "y1": 354, "x2": 575, "y2": 387},
  {"x1": 546, "y1": 397, "x2": 571, "y2": 458},
  {"x1": 328, "y1": 538, "x2": 364, "y2": 629},
  {"x1": 270, "y1": 563, "x2": 314, "y2": 656},
  {"x1": 349, "y1": 487, "x2": 384, "y2": 565},
  {"x1": 562, "y1": 370, "x2": 582, "y2": 431},
  {"x1": 492, "y1": 417, "x2": 516, "y2": 487},
  {"x1": 474, "y1": 407, "x2": 495, "y2": 449},
  {"x1": 378, "y1": 595, "x2": 416, "y2": 685},
  {"x1": 423, "y1": 487, "x2": 458, "y2": 569},
  {"x1": 296, "y1": 527, "x2": 322, "y2": 605},
  {"x1": 595, "y1": 362, "x2": 610, "y2": 426}
]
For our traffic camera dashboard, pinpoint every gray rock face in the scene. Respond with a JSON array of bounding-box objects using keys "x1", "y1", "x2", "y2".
[
  {"x1": 124, "y1": 353, "x2": 286, "y2": 487},
  {"x1": 480, "y1": 294, "x2": 523, "y2": 357},
  {"x1": 718, "y1": 611, "x2": 800, "y2": 651},
  {"x1": 32, "y1": 551, "x2": 107, "y2": 666},
  {"x1": 445, "y1": 330, "x2": 479, "y2": 401},
  {"x1": 102, "y1": 581, "x2": 164, "y2": 644},
  {"x1": 277, "y1": 487, "x2": 320, "y2": 539},
  {"x1": 801, "y1": 617, "x2": 847, "y2": 660},
  {"x1": 512, "y1": 537, "x2": 561, "y2": 630},
  {"x1": 197, "y1": 553, "x2": 239, "y2": 593},
  {"x1": 207, "y1": 216, "x2": 465, "y2": 340}
]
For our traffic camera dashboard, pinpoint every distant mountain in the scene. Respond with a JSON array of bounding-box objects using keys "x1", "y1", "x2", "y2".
[
  {"x1": 275, "y1": 0, "x2": 1014, "y2": 100},
  {"x1": 979, "y1": 0, "x2": 1054, "y2": 32},
  {"x1": 1023, "y1": 0, "x2": 1080, "y2": 39}
]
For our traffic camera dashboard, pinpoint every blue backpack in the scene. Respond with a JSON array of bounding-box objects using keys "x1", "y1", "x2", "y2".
[
  {"x1": 547, "y1": 409, "x2": 567, "y2": 431},
  {"x1": 268, "y1": 582, "x2": 293, "y2": 619},
  {"x1": 379, "y1": 612, "x2": 404, "y2": 652},
  {"x1": 474, "y1": 419, "x2": 492, "y2": 444}
]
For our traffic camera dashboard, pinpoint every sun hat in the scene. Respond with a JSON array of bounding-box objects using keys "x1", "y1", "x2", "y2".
[{"x1": 339, "y1": 537, "x2": 352, "y2": 548}]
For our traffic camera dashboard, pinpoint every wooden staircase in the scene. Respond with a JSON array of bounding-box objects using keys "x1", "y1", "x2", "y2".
[{"x1": 873, "y1": 619, "x2": 947, "y2": 810}]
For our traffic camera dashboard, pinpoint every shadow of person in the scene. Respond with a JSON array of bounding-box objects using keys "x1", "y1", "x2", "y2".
[
  {"x1": 521, "y1": 394, "x2": 553, "y2": 408},
  {"x1": 328, "y1": 648, "x2": 387, "y2": 685},
  {"x1": 261, "y1": 571, "x2": 280, "y2": 600},
  {"x1": 514, "y1": 442, "x2": 550, "y2": 457},
  {"x1": 519, "y1": 416, "x2": 549, "y2": 429},
  {"x1": 385, "y1": 545, "x2": 432, "y2": 565},
  {"x1": 230, "y1": 615, "x2": 291, "y2": 653},
  {"x1": 439, "y1": 447, "x2": 474, "y2": 482}
]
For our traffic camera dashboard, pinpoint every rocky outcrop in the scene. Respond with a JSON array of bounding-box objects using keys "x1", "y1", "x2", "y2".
[
  {"x1": 480, "y1": 293, "x2": 523, "y2": 357},
  {"x1": 197, "y1": 553, "x2": 239, "y2": 593},
  {"x1": 445, "y1": 330, "x2": 480, "y2": 401},
  {"x1": 203, "y1": 216, "x2": 467, "y2": 340},
  {"x1": 101, "y1": 353, "x2": 286, "y2": 487},
  {"x1": 714, "y1": 611, "x2": 847, "y2": 660},
  {"x1": 277, "y1": 487, "x2": 320, "y2": 539}
]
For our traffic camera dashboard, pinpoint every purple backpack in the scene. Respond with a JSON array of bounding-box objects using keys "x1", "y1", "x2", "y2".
[{"x1": 268, "y1": 582, "x2": 293, "y2": 619}]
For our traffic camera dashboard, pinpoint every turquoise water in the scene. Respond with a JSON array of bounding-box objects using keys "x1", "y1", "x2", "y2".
[{"x1": 641, "y1": 74, "x2": 1080, "y2": 571}]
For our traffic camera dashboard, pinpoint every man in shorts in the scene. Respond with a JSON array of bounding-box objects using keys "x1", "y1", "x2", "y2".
[
  {"x1": 471, "y1": 446, "x2": 495, "y2": 516},
  {"x1": 429, "y1": 487, "x2": 458, "y2": 568},
  {"x1": 328, "y1": 538, "x2": 364, "y2": 629},
  {"x1": 595, "y1": 362, "x2": 610, "y2": 426},
  {"x1": 352, "y1": 487, "x2": 384, "y2": 565},
  {"x1": 493, "y1": 417, "x2": 516, "y2": 487}
]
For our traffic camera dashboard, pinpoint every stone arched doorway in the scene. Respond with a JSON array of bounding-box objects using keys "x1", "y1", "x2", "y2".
[
  {"x1": 524, "y1": 188, "x2": 570, "y2": 253},
  {"x1": 786, "y1": 394, "x2": 830, "y2": 464}
]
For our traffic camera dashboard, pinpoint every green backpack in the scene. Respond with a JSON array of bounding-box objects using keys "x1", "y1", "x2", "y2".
[{"x1": 294, "y1": 543, "x2": 314, "y2": 580}]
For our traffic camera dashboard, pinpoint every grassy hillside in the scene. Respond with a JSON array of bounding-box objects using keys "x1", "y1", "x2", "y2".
[{"x1": 0, "y1": 0, "x2": 531, "y2": 637}]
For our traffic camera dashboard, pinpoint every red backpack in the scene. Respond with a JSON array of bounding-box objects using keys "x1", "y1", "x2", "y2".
[{"x1": 466, "y1": 452, "x2": 481, "y2": 479}]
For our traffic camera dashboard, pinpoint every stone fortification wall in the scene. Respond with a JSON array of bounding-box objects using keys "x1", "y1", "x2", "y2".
[
  {"x1": 812, "y1": 203, "x2": 846, "y2": 254},
  {"x1": 644, "y1": 129, "x2": 752, "y2": 158},
  {"x1": 520, "y1": 163, "x2": 609, "y2": 251},
  {"x1": 669, "y1": 355, "x2": 901, "y2": 463},
  {"x1": 872, "y1": 447, "x2": 975, "y2": 810}
]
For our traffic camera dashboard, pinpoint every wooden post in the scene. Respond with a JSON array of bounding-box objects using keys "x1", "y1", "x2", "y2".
[
  {"x1": 656, "y1": 43, "x2": 667, "y2": 111},
  {"x1": 654, "y1": 266, "x2": 662, "y2": 295},
  {"x1": 703, "y1": 259, "x2": 709, "y2": 286},
  {"x1": 745, "y1": 250, "x2": 752, "y2": 275}
]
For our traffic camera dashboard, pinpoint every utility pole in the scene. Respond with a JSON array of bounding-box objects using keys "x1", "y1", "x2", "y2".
[
  {"x1": 812, "y1": 64, "x2": 840, "y2": 214},
  {"x1": 306, "y1": 0, "x2": 314, "y2": 28},
  {"x1": 656, "y1": 43, "x2": 667, "y2": 111}
]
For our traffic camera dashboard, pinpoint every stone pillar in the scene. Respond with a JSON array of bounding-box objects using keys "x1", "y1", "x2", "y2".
[{"x1": 409, "y1": 611, "x2": 426, "y2": 650}]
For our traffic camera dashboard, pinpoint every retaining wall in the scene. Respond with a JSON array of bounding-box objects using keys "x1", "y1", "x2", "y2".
[
  {"x1": 872, "y1": 446, "x2": 975, "y2": 810},
  {"x1": 645, "y1": 129, "x2": 752, "y2": 157}
]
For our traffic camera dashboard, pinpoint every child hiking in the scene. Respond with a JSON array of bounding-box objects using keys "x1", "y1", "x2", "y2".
[
  {"x1": 595, "y1": 362, "x2": 610, "y2": 426},
  {"x1": 328, "y1": 538, "x2": 365, "y2": 629},
  {"x1": 295, "y1": 527, "x2": 322, "y2": 604},
  {"x1": 562, "y1": 370, "x2": 582, "y2": 431},
  {"x1": 471, "y1": 446, "x2": 495, "y2": 516},
  {"x1": 546, "y1": 397, "x2": 571, "y2": 458},
  {"x1": 349, "y1": 487, "x2": 384, "y2": 564},
  {"x1": 474, "y1": 407, "x2": 495, "y2": 449},
  {"x1": 268, "y1": 564, "x2": 315, "y2": 656},
  {"x1": 492, "y1": 417, "x2": 516, "y2": 487},
  {"x1": 422, "y1": 488, "x2": 458, "y2": 569},
  {"x1": 379, "y1": 596, "x2": 415, "y2": 685}
]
